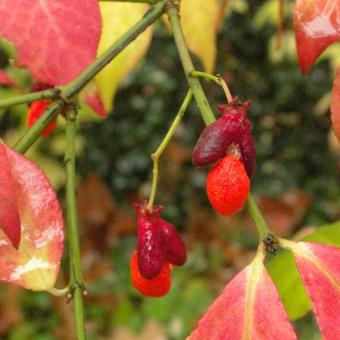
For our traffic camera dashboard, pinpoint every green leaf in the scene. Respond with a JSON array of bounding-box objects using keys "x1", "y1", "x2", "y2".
[{"x1": 267, "y1": 221, "x2": 340, "y2": 320}]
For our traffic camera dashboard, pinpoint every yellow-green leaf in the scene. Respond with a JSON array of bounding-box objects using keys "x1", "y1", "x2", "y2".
[
  {"x1": 96, "y1": 3, "x2": 152, "y2": 113},
  {"x1": 180, "y1": 0, "x2": 219, "y2": 73}
]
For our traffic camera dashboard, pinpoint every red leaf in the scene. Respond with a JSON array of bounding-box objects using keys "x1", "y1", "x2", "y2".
[
  {"x1": 0, "y1": 142, "x2": 64, "y2": 291},
  {"x1": 293, "y1": 0, "x2": 340, "y2": 74},
  {"x1": 0, "y1": 145, "x2": 21, "y2": 248},
  {"x1": 188, "y1": 256, "x2": 296, "y2": 339},
  {"x1": 331, "y1": 68, "x2": 340, "y2": 141},
  {"x1": 79, "y1": 82, "x2": 107, "y2": 118},
  {"x1": 83, "y1": 89, "x2": 106, "y2": 118},
  {"x1": 0, "y1": 0, "x2": 101, "y2": 85},
  {"x1": 292, "y1": 242, "x2": 340, "y2": 340}
]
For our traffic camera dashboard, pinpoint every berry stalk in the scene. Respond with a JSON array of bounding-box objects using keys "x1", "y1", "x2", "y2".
[
  {"x1": 147, "y1": 89, "x2": 192, "y2": 210},
  {"x1": 190, "y1": 71, "x2": 233, "y2": 103}
]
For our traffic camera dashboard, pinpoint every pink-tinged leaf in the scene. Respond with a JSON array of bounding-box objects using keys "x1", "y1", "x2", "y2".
[
  {"x1": 188, "y1": 255, "x2": 296, "y2": 340},
  {"x1": 0, "y1": 144, "x2": 21, "y2": 248},
  {"x1": 0, "y1": 143, "x2": 64, "y2": 291},
  {"x1": 0, "y1": 0, "x2": 101, "y2": 85},
  {"x1": 331, "y1": 68, "x2": 340, "y2": 141},
  {"x1": 79, "y1": 82, "x2": 106, "y2": 118},
  {"x1": 294, "y1": 0, "x2": 340, "y2": 74},
  {"x1": 292, "y1": 242, "x2": 340, "y2": 340}
]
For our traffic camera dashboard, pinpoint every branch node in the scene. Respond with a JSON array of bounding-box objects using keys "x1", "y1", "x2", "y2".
[{"x1": 263, "y1": 234, "x2": 280, "y2": 255}]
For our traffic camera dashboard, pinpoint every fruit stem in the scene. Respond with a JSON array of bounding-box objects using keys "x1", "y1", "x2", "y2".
[
  {"x1": 247, "y1": 194, "x2": 272, "y2": 243},
  {"x1": 166, "y1": 2, "x2": 216, "y2": 125},
  {"x1": 190, "y1": 71, "x2": 233, "y2": 103},
  {"x1": 65, "y1": 107, "x2": 86, "y2": 340},
  {"x1": 218, "y1": 75, "x2": 234, "y2": 103},
  {"x1": 13, "y1": 0, "x2": 169, "y2": 154},
  {"x1": 147, "y1": 89, "x2": 193, "y2": 210}
]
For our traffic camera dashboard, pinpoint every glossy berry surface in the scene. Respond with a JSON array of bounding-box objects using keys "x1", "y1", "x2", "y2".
[
  {"x1": 134, "y1": 203, "x2": 165, "y2": 279},
  {"x1": 134, "y1": 202, "x2": 187, "y2": 280},
  {"x1": 159, "y1": 218, "x2": 187, "y2": 266},
  {"x1": 27, "y1": 100, "x2": 57, "y2": 136},
  {"x1": 130, "y1": 250, "x2": 170, "y2": 297},
  {"x1": 206, "y1": 155, "x2": 250, "y2": 216}
]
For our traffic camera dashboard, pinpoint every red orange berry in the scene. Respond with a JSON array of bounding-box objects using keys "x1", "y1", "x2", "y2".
[
  {"x1": 206, "y1": 155, "x2": 250, "y2": 216},
  {"x1": 130, "y1": 250, "x2": 170, "y2": 297}
]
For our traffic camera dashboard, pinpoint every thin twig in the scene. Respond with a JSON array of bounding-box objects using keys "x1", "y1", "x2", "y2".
[{"x1": 147, "y1": 89, "x2": 192, "y2": 210}]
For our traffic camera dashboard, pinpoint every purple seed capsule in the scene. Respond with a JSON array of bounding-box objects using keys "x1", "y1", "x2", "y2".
[
  {"x1": 192, "y1": 99, "x2": 256, "y2": 177},
  {"x1": 192, "y1": 113, "x2": 243, "y2": 168},
  {"x1": 134, "y1": 202, "x2": 187, "y2": 279},
  {"x1": 159, "y1": 219, "x2": 187, "y2": 266},
  {"x1": 134, "y1": 203, "x2": 165, "y2": 279},
  {"x1": 239, "y1": 129, "x2": 256, "y2": 178},
  {"x1": 192, "y1": 100, "x2": 251, "y2": 168}
]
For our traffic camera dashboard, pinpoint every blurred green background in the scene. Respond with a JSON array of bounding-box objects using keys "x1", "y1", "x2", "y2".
[{"x1": 0, "y1": 0, "x2": 339, "y2": 339}]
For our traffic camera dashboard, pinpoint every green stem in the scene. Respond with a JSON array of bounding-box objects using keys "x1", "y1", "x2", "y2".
[
  {"x1": 65, "y1": 108, "x2": 86, "y2": 340},
  {"x1": 0, "y1": 88, "x2": 60, "y2": 109},
  {"x1": 148, "y1": 89, "x2": 192, "y2": 209},
  {"x1": 13, "y1": 0, "x2": 169, "y2": 154},
  {"x1": 247, "y1": 194, "x2": 271, "y2": 242},
  {"x1": 190, "y1": 71, "x2": 233, "y2": 103},
  {"x1": 166, "y1": 2, "x2": 215, "y2": 125},
  {"x1": 14, "y1": 100, "x2": 64, "y2": 153}
]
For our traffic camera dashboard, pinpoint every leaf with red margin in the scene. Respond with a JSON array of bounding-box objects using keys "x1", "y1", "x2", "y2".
[
  {"x1": 331, "y1": 67, "x2": 340, "y2": 141},
  {"x1": 292, "y1": 242, "x2": 340, "y2": 340},
  {"x1": 0, "y1": 142, "x2": 64, "y2": 291},
  {"x1": 294, "y1": 0, "x2": 340, "y2": 74},
  {"x1": 187, "y1": 254, "x2": 296, "y2": 340},
  {"x1": 0, "y1": 144, "x2": 21, "y2": 248},
  {"x1": 0, "y1": 0, "x2": 101, "y2": 85}
]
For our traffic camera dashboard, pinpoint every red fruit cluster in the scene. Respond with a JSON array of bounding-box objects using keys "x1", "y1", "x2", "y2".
[
  {"x1": 193, "y1": 99, "x2": 254, "y2": 216},
  {"x1": 206, "y1": 156, "x2": 250, "y2": 215},
  {"x1": 27, "y1": 100, "x2": 57, "y2": 137},
  {"x1": 130, "y1": 201, "x2": 186, "y2": 297}
]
